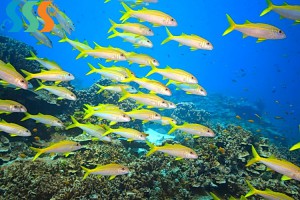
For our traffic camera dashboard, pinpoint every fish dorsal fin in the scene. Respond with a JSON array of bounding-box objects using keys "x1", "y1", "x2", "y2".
[
  {"x1": 268, "y1": 155, "x2": 276, "y2": 159},
  {"x1": 245, "y1": 20, "x2": 252, "y2": 24},
  {"x1": 166, "y1": 66, "x2": 172, "y2": 69},
  {"x1": 183, "y1": 122, "x2": 189, "y2": 125},
  {"x1": 142, "y1": 7, "x2": 148, "y2": 10},
  {"x1": 191, "y1": 34, "x2": 198, "y2": 37},
  {"x1": 181, "y1": 33, "x2": 187, "y2": 36},
  {"x1": 281, "y1": 175, "x2": 292, "y2": 181},
  {"x1": 283, "y1": 2, "x2": 288, "y2": 5},
  {"x1": 265, "y1": 188, "x2": 273, "y2": 192},
  {"x1": 6, "y1": 63, "x2": 17, "y2": 71},
  {"x1": 83, "y1": 40, "x2": 89, "y2": 46}
]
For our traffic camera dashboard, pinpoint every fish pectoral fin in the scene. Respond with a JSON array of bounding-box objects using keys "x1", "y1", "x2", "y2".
[
  {"x1": 91, "y1": 137, "x2": 99, "y2": 141},
  {"x1": 256, "y1": 38, "x2": 266, "y2": 43},
  {"x1": 10, "y1": 134, "x2": 18, "y2": 137},
  {"x1": 57, "y1": 97, "x2": 64, "y2": 100},
  {"x1": 142, "y1": 120, "x2": 148, "y2": 124},
  {"x1": 109, "y1": 175, "x2": 116, "y2": 180},
  {"x1": 266, "y1": 167, "x2": 274, "y2": 172},
  {"x1": 97, "y1": 175, "x2": 102, "y2": 179},
  {"x1": 178, "y1": 43, "x2": 183, "y2": 47},
  {"x1": 106, "y1": 59, "x2": 113, "y2": 63},
  {"x1": 152, "y1": 23, "x2": 161, "y2": 27},
  {"x1": 193, "y1": 135, "x2": 200, "y2": 138},
  {"x1": 281, "y1": 175, "x2": 292, "y2": 181},
  {"x1": 242, "y1": 33, "x2": 248, "y2": 38},
  {"x1": 175, "y1": 157, "x2": 183, "y2": 160},
  {"x1": 279, "y1": 15, "x2": 284, "y2": 19},
  {"x1": 133, "y1": 44, "x2": 140, "y2": 48},
  {"x1": 127, "y1": 138, "x2": 134, "y2": 142},
  {"x1": 139, "y1": 64, "x2": 146, "y2": 67},
  {"x1": 190, "y1": 47, "x2": 198, "y2": 51},
  {"x1": 146, "y1": 106, "x2": 154, "y2": 109},
  {"x1": 64, "y1": 152, "x2": 71, "y2": 157},
  {"x1": 109, "y1": 121, "x2": 117, "y2": 126},
  {"x1": 54, "y1": 81, "x2": 61, "y2": 85},
  {"x1": 50, "y1": 152, "x2": 56, "y2": 157}
]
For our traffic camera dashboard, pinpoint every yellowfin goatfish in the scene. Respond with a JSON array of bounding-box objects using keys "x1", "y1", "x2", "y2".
[
  {"x1": 108, "y1": 29, "x2": 153, "y2": 48},
  {"x1": 86, "y1": 63, "x2": 129, "y2": 82},
  {"x1": 0, "y1": 60, "x2": 28, "y2": 89},
  {"x1": 66, "y1": 116, "x2": 111, "y2": 142},
  {"x1": 132, "y1": 77, "x2": 171, "y2": 96},
  {"x1": 0, "y1": 80, "x2": 33, "y2": 90},
  {"x1": 168, "y1": 122, "x2": 215, "y2": 138},
  {"x1": 25, "y1": 51, "x2": 62, "y2": 70},
  {"x1": 246, "y1": 145, "x2": 300, "y2": 181},
  {"x1": 81, "y1": 163, "x2": 129, "y2": 180},
  {"x1": 102, "y1": 125, "x2": 147, "y2": 142},
  {"x1": 146, "y1": 141, "x2": 198, "y2": 160},
  {"x1": 153, "y1": 116, "x2": 177, "y2": 125},
  {"x1": 162, "y1": 28, "x2": 213, "y2": 51},
  {"x1": 96, "y1": 84, "x2": 137, "y2": 94},
  {"x1": 0, "y1": 120, "x2": 31, "y2": 137},
  {"x1": 0, "y1": 100, "x2": 27, "y2": 113},
  {"x1": 49, "y1": 4, "x2": 75, "y2": 34},
  {"x1": 35, "y1": 81, "x2": 77, "y2": 100},
  {"x1": 146, "y1": 65, "x2": 198, "y2": 85},
  {"x1": 119, "y1": 89, "x2": 169, "y2": 109},
  {"x1": 120, "y1": 2, "x2": 177, "y2": 27},
  {"x1": 36, "y1": 16, "x2": 65, "y2": 38},
  {"x1": 21, "y1": 69, "x2": 74, "y2": 84},
  {"x1": 125, "y1": 52, "x2": 159, "y2": 67},
  {"x1": 223, "y1": 14, "x2": 286, "y2": 43},
  {"x1": 21, "y1": 113, "x2": 64, "y2": 127},
  {"x1": 173, "y1": 82, "x2": 207, "y2": 96},
  {"x1": 30, "y1": 140, "x2": 82, "y2": 161},
  {"x1": 83, "y1": 105, "x2": 130, "y2": 125},
  {"x1": 260, "y1": 0, "x2": 300, "y2": 23},
  {"x1": 245, "y1": 180, "x2": 294, "y2": 200},
  {"x1": 30, "y1": 31, "x2": 53, "y2": 48},
  {"x1": 59, "y1": 35, "x2": 92, "y2": 52},
  {"x1": 106, "y1": 65, "x2": 135, "y2": 77},
  {"x1": 165, "y1": 100, "x2": 176, "y2": 109},
  {"x1": 76, "y1": 45, "x2": 127, "y2": 61},
  {"x1": 108, "y1": 19, "x2": 154, "y2": 36},
  {"x1": 125, "y1": 109, "x2": 161, "y2": 122},
  {"x1": 290, "y1": 142, "x2": 300, "y2": 151}
]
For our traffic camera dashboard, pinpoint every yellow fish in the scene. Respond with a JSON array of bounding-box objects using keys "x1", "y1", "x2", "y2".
[
  {"x1": 25, "y1": 51, "x2": 62, "y2": 70},
  {"x1": 108, "y1": 19, "x2": 154, "y2": 36},
  {"x1": 96, "y1": 84, "x2": 137, "y2": 94},
  {"x1": 171, "y1": 82, "x2": 207, "y2": 96},
  {"x1": 35, "y1": 81, "x2": 77, "y2": 100},
  {"x1": 0, "y1": 120, "x2": 31, "y2": 137},
  {"x1": 0, "y1": 60, "x2": 28, "y2": 89},
  {"x1": 125, "y1": 52, "x2": 159, "y2": 67},
  {"x1": 81, "y1": 163, "x2": 129, "y2": 180},
  {"x1": 84, "y1": 103, "x2": 120, "y2": 111},
  {"x1": 86, "y1": 63, "x2": 129, "y2": 82},
  {"x1": 146, "y1": 141, "x2": 198, "y2": 160},
  {"x1": 246, "y1": 145, "x2": 300, "y2": 181},
  {"x1": 162, "y1": 28, "x2": 213, "y2": 51},
  {"x1": 49, "y1": 4, "x2": 75, "y2": 34},
  {"x1": 102, "y1": 125, "x2": 147, "y2": 142},
  {"x1": 290, "y1": 142, "x2": 300, "y2": 151},
  {"x1": 30, "y1": 140, "x2": 82, "y2": 161},
  {"x1": 153, "y1": 116, "x2": 177, "y2": 125},
  {"x1": 125, "y1": 109, "x2": 161, "y2": 122},
  {"x1": 132, "y1": 77, "x2": 171, "y2": 96},
  {"x1": 168, "y1": 122, "x2": 215, "y2": 138},
  {"x1": 21, "y1": 113, "x2": 64, "y2": 127},
  {"x1": 21, "y1": 69, "x2": 74, "y2": 84},
  {"x1": 76, "y1": 45, "x2": 127, "y2": 61},
  {"x1": 120, "y1": 2, "x2": 177, "y2": 27},
  {"x1": 59, "y1": 35, "x2": 92, "y2": 52},
  {"x1": 223, "y1": 14, "x2": 286, "y2": 43},
  {"x1": 0, "y1": 99, "x2": 27, "y2": 113}
]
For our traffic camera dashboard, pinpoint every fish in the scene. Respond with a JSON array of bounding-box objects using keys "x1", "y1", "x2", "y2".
[
  {"x1": 0, "y1": 80, "x2": 33, "y2": 90},
  {"x1": 120, "y1": 2, "x2": 177, "y2": 26},
  {"x1": 146, "y1": 141, "x2": 198, "y2": 160},
  {"x1": 236, "y1": 115, "x2": 242, "y2": 120},
  {"x1": 125, "y1": 109, "x2": 161, "y2": 122},
  {"x1": 84, "y1": 103, "x2": 120, "y2": 111},
  {"x1": 96, "y1": 84, "x2": 137, "y2": 94},
  {"x1": 25, "y1": 51, "x2": 62, "y2": 70},
  {"x1": 86, "y1": 63, "x2": 129, "y2": 82},
  {"x1": 246, "y1": 145, "x2": 300, "y2": 181},
  {"x1": 153, "y1": 116, "x2": 177, "y2": 125},
  {"x1": 36, "y1": 16, "x2": 65, "y2": 38},
  {"x1": 172, "y1": 82, "x2": 207, "y2": 96},
  {"x1": 168, "y1": 122, "x2": 215, "y2": 138},
  {"x1": 290, "y1": 142, "x2": 300, "y2": 151},
  {"x1": 119, "y1": 89, "x2": 169, "y2": 109},
  {"x1": 66, "y1": 116, "x2": 111, "y2": 142},
  {"x1": 108, "y1": 19, "x2": 154, "y2": 36},
  {"x1": 21, "y1": 69, "x2": 74, "y2": 84},
  {"x1": 83, "y1": 104, "x2": 130, "y2": 125},
  {"x1": 105, "y1": 65, "x2": 134, "y2": 77},
  {"x1": 102, "y1": 125, "x2": 147, "y2": 142},
  {"x1": 59, "y1": 35, "x2": 92, "y2": 52},
  {"x1": 81, "y1": 163, "x2": 129, "y2": 180},
  {"x1": 49, "y1": 4, "x2": 75, "y2": 34},
  {"x1": 30, "y1": 140, "x2": 82, "y2": 161},
  {"x1": 245, "y1": 180, "x2": 294, "y2": 200},
  {"x1": 132, "y1": 77, "x2": 171, "y2": 96},
  {"x1": 21, "y1": 113, "x2": 64, "y2": 127},
  {"x1": 0, "y1": 120, "x2": 31, "y2": 137},
  {"x1": 248, "y1": 119, "x2": 254, "y2": 123},
  {"x1": 161, "y1": 28, "x2": 213, "y2": 51},
  {"x1": 125, "y1": 52, "x2": 159, "y2": 67},
  {"x1": 30, "y1": 31, "x2": 53, "y2": 48},
  {"x1": 146, "y1": 65, "x2": 198, "y2": 85},
  {"x1": 223, "y1": 14, "x2": 286, "y2": 43},
  {"x1": 260, "y1": 0, "x2": 300, "y2": 23},
  {"x1": 0, "y1": 60, "x2": 28, "y2": 89},
  {"x1": 0, "y1": 100, "x2": 27, "y2": 113},
  {"x1": 274, "y1": 116, "x2": 284, "y2": 120},
  {"x1": 165, "y1": 100, "x2": 176, "y2": 109},
  {"x1": 35, "y1": 81, "x2": 77, "y2": 100},
  {"x1": 210, "y1": 192, "x2": 221, "y2": 200},
  {"x1": 108, "y1": 29, "x2": 153, "y2": 48},
  {"x1": 76, "y1": 45, "x2": 127, "y2": 61}
]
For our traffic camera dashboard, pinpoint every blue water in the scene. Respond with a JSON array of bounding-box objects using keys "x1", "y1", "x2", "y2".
[{"x1": 0, "y1": 0, "x2": 299, "y2": 142}]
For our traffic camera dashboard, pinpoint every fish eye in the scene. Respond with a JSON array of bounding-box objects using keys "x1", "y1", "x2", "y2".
[
  {"x1": 71, "y1": 94, "x2": 74, "y2": 96},
  {"x1": 207, "y1": 130, "x2": 210, "y2": 132},
  {"x1": 149, "y1": 29, "x2": 152, "y2": 32},
  {"x1": 120, "y1": 53, "x2": 124, "y2": 57},
  {"x1": 26, "y1": 130, "x2": 29, "y2": 132},
  {"x1": 21, "y1": 80, "x2": 25, "y2": 83},
  {"x1": 76, "y1": 143, "x2": 80, "y2": 146},
  {"x1": 140, "y1": 134, "x2": 143, "y2": 137},
  {"x1": 200, "y1": 89, "x2": 203, "y2": 91},
  {"x1": 68, "y1": 73, "x2": 71, "y2": 76},
  {"x1": 162, "y1": 101, "x2": 165, "y2": 103},
  {"x1": 171, "y1": 18, "x2": 174, "y2": 21},
  {"x1": 147, "y1": 40, "x2": 150, "y2": 43},
  {"x1": 165, "y1": 88, "x2": 169, "y2": 91},
  {"x1": 191, "y1": 77, "x2": 194, "y2": 79},
  {"x1": 155, "y1": 114, "x2": 158, "y2": 116},
  {"x1": 123, "y1": 114, "x2": 126, "y2": 117},
  {"x1": 153, "y1": 59, "x2": 156, "y2": 63},
  {"x1": 206, "y1": 42, "x2": 210, "y2": 45},
  {"x1": 278, "y1": 30, "x2": 282, "y2": 33},
  {"x1": 14, "y1": 105, "x2": 18, "y2": 108},
  {"x1": 122, "y1": 167, "x2": 125, "y2": 170},
  {"x1": 190, "y1": 151, "x2": 194, "y2": 154}
]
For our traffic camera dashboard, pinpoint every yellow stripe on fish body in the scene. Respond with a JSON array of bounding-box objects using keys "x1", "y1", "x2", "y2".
[
  {"x1": 153, "y1": 116, "x2": 177, "y2": 125},
  {"x1": 223, "y1": 14, "x2": 286, "y2": 43},
  {"x1": 108, "y1": 19, "x2": 154, "y2": 36},
  {"x1": 246, "y1": 145, "x2": 300, "y2": 181},
  {"x1": 290, "y1": 142, "x2": 300, "y2": 151},
  {"x1": 21, "y1": 69, "x2": 74, "y2": 82},
  {"x1": 0, "y1": 120, "x2": 31, "y2": 137},
  {"x1": 21, "y1": 112, "x2": 64, "y2": 127},
  {"x1": 30, "y1": 140, "x2": 81, "y2": 161},
  {"x1": 245, "y1": 180, "x2": 294, "y2": 200},
  {"x1": 126, "y1": 109, "x2": 161, "y2": 121},
  {"x1": 146, "y1": 65, "x2": 198, "y2": 84},
  {"x1": 161, "y1": 28, "x2": 213, "y2": 51},
  {"x1": 260, "y1": 0, "x2": 300, "y2": 22},
  {"x1": 106, "y1": 65, "x2": 135, "y2": 77},
  {"x1": 0, "y1": 61, "x2": 28, "y2": 89},
  {"x1": 133, "y1": 77, "x2": 171, "y2": 96},
  {"x1": 96, "y1": 84, "x2": 137, "y2": 94},
  {"x1": 76, "y1": 45, "x2": 127, "y2": 61},
  {"x1": 168, "y1": 122, "x2": 215, "y2": 138},
  {"x1": 35, "y1": 81, "x2": 76, "y2": 100},
  {"x1": 125, "y1": 52, "x2": 159, "y2": 67},
  {"x1": 25, "y1": 51, "x2": 62, "y2": 70},
  {"x1": 146, "y1": 142, "x2": 198, "y2": 160},
  {"x1": 84, "y1": 103, "x2": 120, "y2": 111},
  {"x1": 86, "y1": 63, "x2": 128, "y2": 82},
  {"x1": 102, "y1": 126, "x2": 147, "y2": 141},
  {"x1": 81, "y1": 163, "x2": 129, "y2": 180},
  {"x1": 0, "y1": 100, "x2": 27, "y2": 113}
]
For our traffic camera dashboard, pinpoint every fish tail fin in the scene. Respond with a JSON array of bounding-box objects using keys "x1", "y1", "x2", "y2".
[
  {"x1": 120, "y1": 2, "x2": 133, "y2": 23},
  {"x1": 34, "y1": 80, "x2": 46, "y2": 91},
  {"x1": 119, "y1": 88, "x2": 131, "y2": 102},
  {"x1": 104, "y1": 0, "x2": 111, "y2": 3},
  {"x1": 146, "y1": 141, "x2": 158, "y2": 157},
  {"x1": 96, "y1": 84, "x2": 105, "y2": 94},
  {"x1": 86, "y1": 63, "x2": 97, "y2": 75},
  {"x1": 168, "y1": 121, "x2": 178, "y2": 134},
  {"x1": 222, "y1": 14, "x2": 236, "y2": 36},
  {"x1": 108, "y1": 18, "x2": 117, "y2": 33},
  {"x1": 29, "y1": 147, "x2": 44, "y2": 161},
  {"x1": 161, "y1": 27, "x2": 174, "y2": 45},
  {"x1": 260, "y1": 0, "x2": 273, "y2": 16},
  {"x1": 246, "y1": 145, "x2": 261, "y2": 167},
  {"x1": 83, "y1": 105, "x2": 94, "y2": 119},
  {"x1": 145, "y1": 64, "x2": 157, "y2": 77},
  {"x1": 81, "y1": 166, "x2": 91, "y2": 180},
  {"x1": 245, "y1": 180, "x2": 258, "y2": 198},
  {"x1": 76, "y1": 51, "x2": 87, "y2": 60},
  {"x1": 66, "y1": 116, "x2": 80, "y2": 130},
  {"x1": 25, "y1": 50, "x2": 38, "y2": 61},
  {"x1": 20, "y1": 69, "x2": 33, "y2": 81},
  {"x1": 20, "y1": 112, "x2": 31, "y2": 121},
  {"x1": 107, "y1": 29, "x2": 119, "y2": 39},
  {"x1": 102, "y1": 125, "x2": 112, "y2": 136}
]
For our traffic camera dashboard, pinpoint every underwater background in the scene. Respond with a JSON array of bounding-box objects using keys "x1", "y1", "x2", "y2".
[{"x1": 0, "y1": 0, "x2": 299, "y2": 199}]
